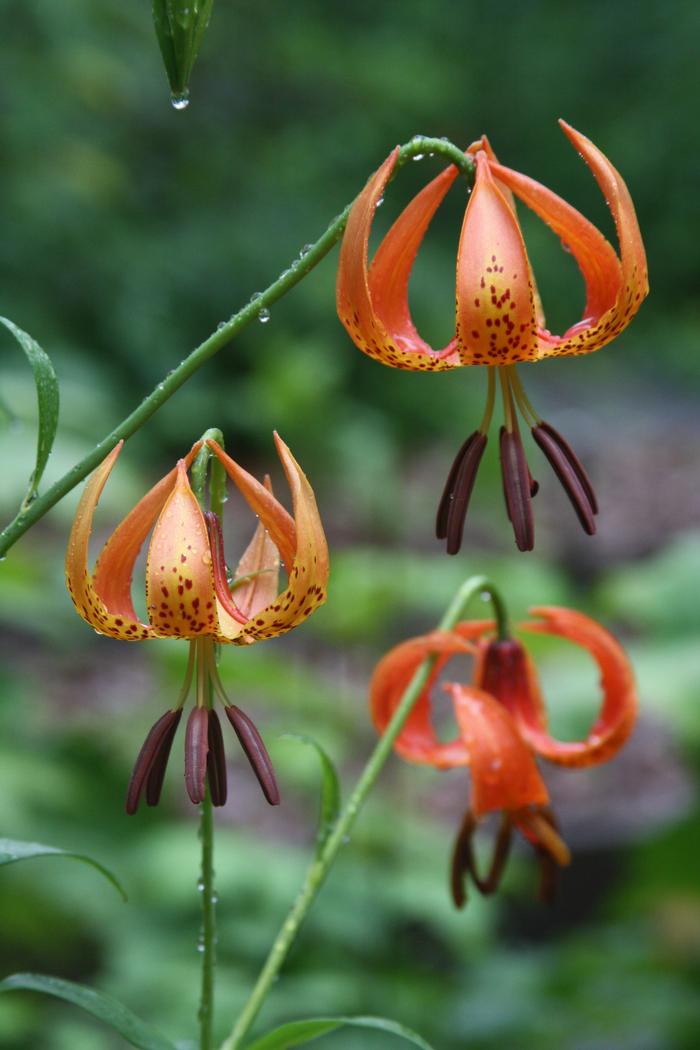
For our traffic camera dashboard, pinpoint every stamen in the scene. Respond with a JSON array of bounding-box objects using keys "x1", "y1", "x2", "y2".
[
  {"x1": 224, "y1": 705, "x2": 281, "y2": 806},
  {"x1": 204, "y1": 511, "x2": 249, "y2": 625},
  {"x1": 450, "y1": 809, "x2": 513, "y2": 908},
  {"x1": 206, "y1": 710, "x2": 228, "y2": 807},
  {"x1": 499, "y1": 425, "x2": 534, "y2": 551},
  {"x1": 185, "y1": 707, "x2": 210, "y2": 805},
  {"x1": 532, "y1": 422, "x2": 598, "y2": 532},
  {"x1": 507, "y1": 366, "x2": 541, "y2": 427},
  {"x1": 436, "y1": 432, "x2": 488, "y2": 554},
  {"x1": 145, "y1": 711, "x2": 182, "y2": 807},
  {"x1": 126, "y1": 709, "x2": 182, "y2": 815},
  {"x1": 520, "y1": 808, "x2": 571, "y2": 868}
]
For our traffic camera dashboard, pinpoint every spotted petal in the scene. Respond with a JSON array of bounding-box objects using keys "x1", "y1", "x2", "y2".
[
  {"x1": 145, "y1": 460, "x2": 222, "y2": 638},
  {"x1": 208, "y1": 435, "x2": 329, "y2": 644},
  {"x1": 456, "y1": 151, "x2": 539, "y2": 365},
  {"x1": 66, "y1": 443, "x2": 152, "y2": 641},
  {"x1": 493, "y1": 122, "x2": 647, "y2": 359},
  {"x1": 516, "y1": 606, "x2": 638, "y2": 766},
  {"x1": 231, "y1": 475, "x2": 281, "y2": 620},
  {"x1": 369, "y1": 630, "x2": 475, "y2": 767},
  {"x1": 337, "y1": 149, "x2": 462, "y2": 372}
]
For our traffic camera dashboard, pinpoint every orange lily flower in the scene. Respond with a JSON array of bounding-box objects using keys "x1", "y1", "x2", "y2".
[
  {"x1": 337, "y1": 122, "x2": 648, "y2": 552},
  {"x1": 66, "y1": 434, "x2": 329, "y2": 813},
  {"x1": 370, "y1": 607, "x2": 637, "y2": 905}
]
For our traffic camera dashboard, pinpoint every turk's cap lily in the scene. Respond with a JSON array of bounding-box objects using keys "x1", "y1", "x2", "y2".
[
  {"x1": 337, "y1": 121, "x2": 648, "y2": 370},
  {"x1": 65, "y1": 433, "x2": 329, "y2": 645},
  {"x1": 370, "y1": 607, "x2": 637, "y2": 904}
]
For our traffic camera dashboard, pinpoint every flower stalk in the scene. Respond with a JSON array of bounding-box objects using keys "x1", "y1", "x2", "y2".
[
  {"x1": 195, "y1": 432, "x2": 226, "y2": 1050},
  {"x1": 220, "y1": 574, "x2": 506, "y2": 1050}
]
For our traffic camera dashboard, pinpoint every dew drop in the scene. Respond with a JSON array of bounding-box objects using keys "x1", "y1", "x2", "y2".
[
  {"x1": 170, "y1": 90, "x2": 190, "y2": 111},
  {"x1": 196, "y1": 878, "x2": 205, "y2": 892},
  {"x1": 375, "y1": 196, "x2": 384, "y2": 208},
  {"x1": 258, "y1": 307, "x2": 271, "y2": 324},
  {"x1": 412, "y1": 153, "x2": 425, "y2": 162}
]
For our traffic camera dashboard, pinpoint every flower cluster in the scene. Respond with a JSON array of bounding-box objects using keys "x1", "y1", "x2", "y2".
[{"x1": 337, "y1": 122, "x2": 648, "y2": 551}]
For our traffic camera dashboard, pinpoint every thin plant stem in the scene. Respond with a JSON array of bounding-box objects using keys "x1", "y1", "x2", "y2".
[
  {"x1": 193, "y1": 445, "x2": 227, "y2": 1050},
  {"x1": 198, "y1": 782, "x2": 216, "y2": 1050},
  {"x1": 220, "y1": 574, "x2": 507, "y2": 1050},
  {"x1": 0, "y1": 137, "x2": 474, "y2": 559}
]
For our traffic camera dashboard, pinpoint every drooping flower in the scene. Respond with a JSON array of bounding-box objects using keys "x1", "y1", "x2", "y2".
[
  {"x1": 370, "y1": 607, "x2": 637, "y2": 905},
  {"x1": 66, "y1": 434, "x2": 329, "y2": 812},
  {"x1": 337, "y1": 122, "x2": 648, "y2": 552}
]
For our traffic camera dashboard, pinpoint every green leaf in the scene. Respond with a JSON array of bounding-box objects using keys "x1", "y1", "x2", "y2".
[
  {"x1": 245, "y1": 1015, "x2": 435, "y2": 1050},
  {"x1": 0, "y1": 974, "x2": 177, "y2": 1050},
  {"x1": 152, "y1": 0, "x2": 215, "y2": 101},
  {"x1": 0, "y1": 316, "x2": 59, "y2": 510},
  {"x1": 0, "y1": 838, "x2": 127, "y2": 901},
  {"x1": 283, "y1": 734, "x2": 340, "y2": 855}
]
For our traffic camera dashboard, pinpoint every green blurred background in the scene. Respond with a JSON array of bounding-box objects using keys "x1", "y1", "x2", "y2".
[{"x1": 1, "y1": 1, "x2": 700, "y2": 1047}]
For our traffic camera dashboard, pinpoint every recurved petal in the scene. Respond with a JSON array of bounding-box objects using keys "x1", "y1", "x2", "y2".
[
  {"x1": 488, "y1": 158, "x2": 622, "y2": 331},
  {"x1": 367, "y1": 164, "x2": 461, "y2": 361},
  {"x1": 517, "y1": 606, "x2": 638, "y2": 767},
  {"x1": 145, "y1": 460, "x2": 220, "y2": 638},
  {"x1": 369, "y1": 630, "x2": 475, "y2": 767},
  {"x1": 448, "y1": 683, "x2": 550, "y2": 819},
  {"x1": 456, "y1": 152, "x2": 539, "y2": 365},
  {"x1": 231, "y1": 475, "x2": 281, "y2": 620},
  {"x1": 234, "y1": 433, "x2": 329, "y2": 643},
  {"x1": 536, "y1": 122, "x2": 647, "y2": 358},
  {"x1": 65, "y1": 442, "x2": 152, "y2": 641},
  {"x1": 337, "y1": 149, "x2": 462, "y2": 373},
  {"x1": 93, "y1": 441, "x2": 202, "y2": 622},
  {"x1": 206, "y1": 439, "x2": 296, "y2": 574}
]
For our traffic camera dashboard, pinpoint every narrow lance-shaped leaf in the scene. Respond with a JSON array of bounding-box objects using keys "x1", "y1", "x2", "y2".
[
  {"x1": 0, "y1": 975, "x2": 177, "y2": 1050},
  {"x1": 0, "y1": 838, "x2": 126, "y2": 901},
  {"x1": 283, "y1": 734, "x2": 340, "y2": 856},
  {"x1": 0, "y1": 316, "x2": 59, "y2": 510},
  {"x1": 244, "y1": 1015, "x2": 435, "y2": 1050},
  {"x1": 152, "y1": 0, "x2": 215, "y2": 103}
]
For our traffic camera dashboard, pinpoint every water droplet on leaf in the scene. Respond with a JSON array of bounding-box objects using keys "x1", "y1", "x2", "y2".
[{"x1": 170, "y1": 90, "x2": 190, "y2": 111}]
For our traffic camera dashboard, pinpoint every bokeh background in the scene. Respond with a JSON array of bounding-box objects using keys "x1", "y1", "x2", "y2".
[{"x1": 2, "y1": 1, "x2": 700, "y2": 1048}]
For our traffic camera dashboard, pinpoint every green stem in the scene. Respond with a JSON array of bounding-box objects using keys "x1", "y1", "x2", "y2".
[
  {"x1": 193, "y1": 446, "x2": 226, "y2": 1050},
  {"x1": 0, "y1": 137, "x2": 473, "y2": 560},
  {"x1": 198, "y1": 784, "x2": 216, "y2": 1050},
  {"x1": 220, "y1": 574, "x2": 507, "y2": 1050}
]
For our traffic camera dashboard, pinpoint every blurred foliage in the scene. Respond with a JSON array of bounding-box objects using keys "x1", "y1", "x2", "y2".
[{"x1": 1, "y1": 1, "x2": 700, "y2": 1049}]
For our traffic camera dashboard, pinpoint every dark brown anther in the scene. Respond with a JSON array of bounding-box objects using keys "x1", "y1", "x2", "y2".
[
  {"x1": 450, "y1": 809, "x2": 513, "y2": 908},
  {"x1": 532, "y1": 422, "x2": 597, "y2": 534},
  {"x1": 224, "y1": 705, "x2": 281, "y2": 805},
  {"x1": 185, "y1": 707, "x2": 210, "y2": 805},
  {"x1": 206, "y1": 710, "x2": 228, "y2": 806},
  {"x1": 126, "y1": 709, "x2": 182, "y2": 815},
  {"x1": 436, "y1": 432, "x2": 488, "y2": 555},
  {"x1": 499, "y1": 426, "x2": 534, "y2": 551},
  {"x1": 145, "y1": 709, "x2": 183, "y2": 808}
]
